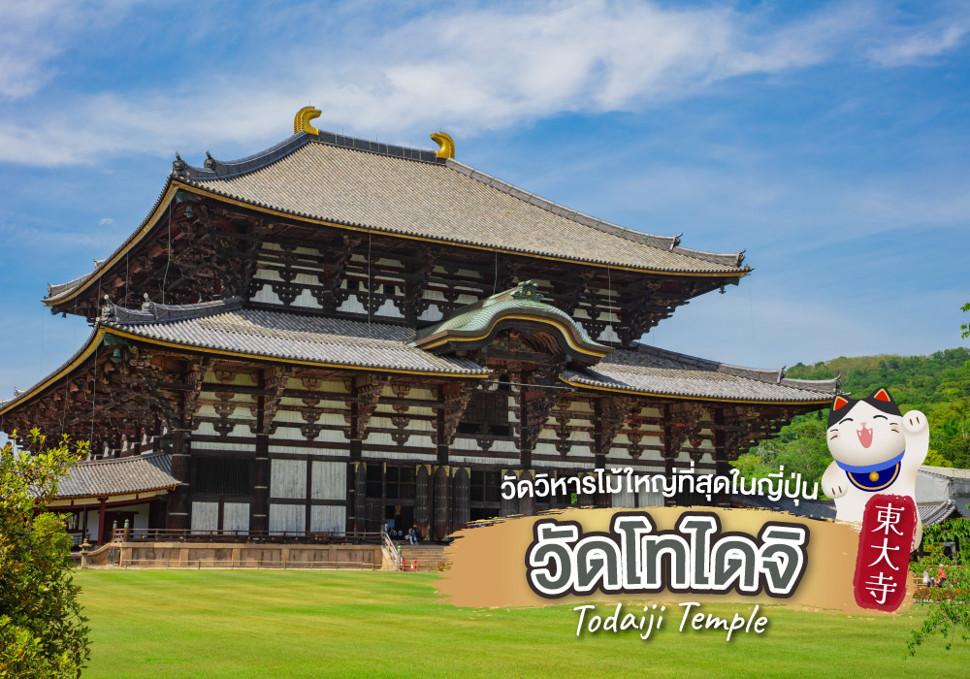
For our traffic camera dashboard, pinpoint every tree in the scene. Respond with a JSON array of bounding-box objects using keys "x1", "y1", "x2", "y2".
[
  {"x1": 962, "y1": 302, "x2": 969, "y2": 339},
  {"x1": 741, "y1": 348, "x2": 970, "y2": 480},
  {"x1": 0, "y1": 430, "x2": 90, "y2": 678},
  {"x1": 909, "y1": 519, "x2": 970, "y2": 656}
]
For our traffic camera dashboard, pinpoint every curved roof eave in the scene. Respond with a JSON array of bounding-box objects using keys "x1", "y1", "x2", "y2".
[
  {"x1": 181, "y1": 130, "x2": 748, "y2": 269},
  {"x1": 0, "y1": 327, "x2": 107, "y2": 417},
  {"x1": 44, "y1": 179, "x2": 751, "y2": 310},
  {"x1": 558, "y1": 374, "x2": 835, "y2": 406},
  {"x1": 0, "y1": 320, "x2": 491, "y2": 418},
  {"x1": 43, "y1": 177, "x2": 179, "y2": 307}
]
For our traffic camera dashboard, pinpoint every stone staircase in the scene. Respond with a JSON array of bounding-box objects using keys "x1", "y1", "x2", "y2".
[{"x1": 398, "y1": 544, "x2": 450, "y2": 572}]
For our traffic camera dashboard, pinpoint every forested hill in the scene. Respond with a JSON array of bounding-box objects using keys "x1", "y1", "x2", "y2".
[{"x1": 735, "y1": 347, "x2": 970, "y2": 482}]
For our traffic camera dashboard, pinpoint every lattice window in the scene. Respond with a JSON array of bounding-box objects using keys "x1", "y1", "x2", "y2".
[
  {"x1": 385, "y1": 465, "x2": 416, "y2": 501},
  {"x1": 193, "y1": 457, "x2": 251, "y2": 495},
  {"x1": 458, "y1": 388, "x2": 510, "y2": 436},
  {"x1": 470, "y1": 470, "x2": 501, "y2": 503}
]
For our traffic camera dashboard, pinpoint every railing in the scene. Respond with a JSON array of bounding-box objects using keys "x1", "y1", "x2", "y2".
[
  {"x1": 381, "y1": 528, "x2": 402, "y2": 570},
  {"x1": 110, "y1": 527, "x2": 384, "y2": 545},
  {"x1": 113, "y1": 558, "x2": 381, "y2": 570}
]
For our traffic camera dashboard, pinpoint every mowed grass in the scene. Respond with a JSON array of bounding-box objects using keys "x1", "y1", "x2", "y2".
[{"x1": 76, "y1": 569, "x2": 967, "y2": 678}]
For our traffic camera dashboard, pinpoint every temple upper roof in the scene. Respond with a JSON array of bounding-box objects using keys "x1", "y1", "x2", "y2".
[
  {"x1": 44, "y1": 113, "x2": 750, "y2": 306},
  {"x1": 179, "y1": 129, "x2": 746, "y2": 274}
]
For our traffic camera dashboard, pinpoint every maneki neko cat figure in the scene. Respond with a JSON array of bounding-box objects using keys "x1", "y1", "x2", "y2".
[{"x1": 822, "y1": 388, "x2": 928, "y2": 547}]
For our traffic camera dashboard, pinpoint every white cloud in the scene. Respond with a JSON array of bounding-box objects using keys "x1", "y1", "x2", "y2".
[
  {"x1": 0, "y1": 0, "x2": 958, "y2": 167},
  {"x1": 0, "y1": 1, "x2": 132, "y2": 100},
  {"x1": 0, "y1": 1, "x2": 967, "y2": 167},
  {"x1": 654, "y1": 284, "x2": 966, "y2": 368},
  {"x1": 867, "y1": 16, "x2": 970, "y2": 66}
]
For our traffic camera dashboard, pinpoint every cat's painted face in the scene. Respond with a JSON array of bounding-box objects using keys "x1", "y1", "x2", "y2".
[{"x1": 826, "y1": 389, "x2": 904, "y2": 466}]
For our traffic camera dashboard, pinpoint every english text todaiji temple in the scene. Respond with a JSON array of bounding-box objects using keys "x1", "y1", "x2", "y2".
[{"x1": 1, "y1": 108, "x2": 837, "y2": 547}]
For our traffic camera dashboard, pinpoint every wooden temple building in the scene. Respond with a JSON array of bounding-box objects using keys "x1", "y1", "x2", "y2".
[{"x1": 1, "y1": 107, "x2": 837, "y2": 545}]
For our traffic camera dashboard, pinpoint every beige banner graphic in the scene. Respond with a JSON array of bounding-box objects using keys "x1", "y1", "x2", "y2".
[{"x1": 437, "y1": 507, "x2": 909, "y2": 613}]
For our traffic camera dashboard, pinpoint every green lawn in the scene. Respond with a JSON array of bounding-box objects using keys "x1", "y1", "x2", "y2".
[{"x1": 76, "y1": 569, "x2": 967, "y2": 678}]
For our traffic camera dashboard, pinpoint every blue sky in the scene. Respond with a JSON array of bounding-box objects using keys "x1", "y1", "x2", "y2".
[{"x1": 0, "y1": 0, "x2": 968, "y2": 398}]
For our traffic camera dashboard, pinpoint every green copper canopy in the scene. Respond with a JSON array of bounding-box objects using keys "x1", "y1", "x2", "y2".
[{"x1": 414, "y1": 280, "x2": 610, "y2": 366}]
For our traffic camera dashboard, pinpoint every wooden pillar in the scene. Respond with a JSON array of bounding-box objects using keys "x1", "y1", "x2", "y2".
[
  {"x1": 499, "y1": 469, "x2": 519, "y2": 517},
  {"x1": 518, "y1": 469, "x2": 536, "y2": 515},
  {"x1": 519, "y1": 387, "x2": 532, "y2": 470},
  {"x1": 593, "y1": 399, "x2": 607, "y2": 471},
  {"x1": 415, "y1": 464, "x2": 431, "y2": 539},
  {"x1": 353, "y1": 462, "x2": 367, "y2": 533},
  {"x1": 166, "y1": 427, "x2": 191, "y2": 529},
  {"x1": 435, "y1": 399, "x2": 449, "y2": 465},
  {"x1": 591, "y1": 400, "x2": 610, "y2": 508},
  {"x1": 433, "y1": 465, "x2": 450, "y2": 540},
  {"x1": 452, "y1": 466, "x2": 470, "y2": 528},
  {"x1": 252, "y1": 433, "x2": 269, "y2": 533},
  {"x1": 349, "y1": 380, "x2": 363, "y2": 461},
  {"x1": 252, "y1": 370, "x2": 269, "y2": 534},
  {"x1": 712, "y1": 408, "x2": 732, "y2": 507},
  {"x1": 661, "y1": 404, "x2": 677, "y2": 507},
  {"x1": 578, "y1": 472, "x2": 597, "y2": 507},
  {"x1": 97, "y1": 498, "x2": 107, "y2": 544}
]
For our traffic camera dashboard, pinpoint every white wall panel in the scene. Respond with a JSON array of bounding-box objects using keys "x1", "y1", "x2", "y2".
[
  {"x1": 191, "y1": 502, "x2": 219, "y2": 532},
  {"x1": 310, "y1": 506, "x2": 346, "y2": 533},
  {"x1": 271, "y1": 459, "x2": 306, "y2": 499},
  {"x1": 311, "y1": 461, "x2": 346, "y2": 501},
  {"x1": 223, "y1": 502, "x2": 250, "y2": 533},
  {"x1": 269, "y1": 504, "x2": 305, "y2": 534}
]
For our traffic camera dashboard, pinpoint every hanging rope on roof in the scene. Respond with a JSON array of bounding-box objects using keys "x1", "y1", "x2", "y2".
[
  {"x1": 60, "y1": 378, "x2": 69, "y2": 438},
  {"x1": 124, "y1": 251, "x2": 130, "y2": 307},
  {"x1": 606, "y1": 265, "x2": 613, "y2": 338},
  {"x1": 89, "y1": 273, "x2": 103, "y2": 449},
  {"x1": 161, "y1": 201, "x2": 173, "y2": 304},
  {"x1": 367, "y1": 232, "x2": 373, "y2": 338},
  {"x1": 493, "y1": 251, "x2": 498, "y2": 294},
  {"x1": 89, "y1": 346, "x2": 98, "y2": 452}
]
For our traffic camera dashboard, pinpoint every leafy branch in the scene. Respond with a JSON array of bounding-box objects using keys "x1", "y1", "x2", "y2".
[{"x1": 909, "y1": 599, "x2": 970, "y2": 655}]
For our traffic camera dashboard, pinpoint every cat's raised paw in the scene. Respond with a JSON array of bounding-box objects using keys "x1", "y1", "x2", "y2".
[
  {"x1": 902, "y1": 410, "x2": 927, "y2": 435},
  {"x1": 824, "y1": 482, "x2": 846, "y2": 498}
]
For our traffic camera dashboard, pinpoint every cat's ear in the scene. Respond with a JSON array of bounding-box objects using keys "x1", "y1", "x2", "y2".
[
  {"x1": 871, "y1": 388, "x2": 893, "y2": 404},
  {"x1": 832, "y1": 395, "x2": 850, "y2": 411}
]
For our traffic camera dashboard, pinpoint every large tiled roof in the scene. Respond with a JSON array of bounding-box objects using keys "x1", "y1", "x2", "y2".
[
  {"x1": 102, "y1": 299, "x2": 487, "y2": 376},
  {"x1": 562, "y1": 344, "x2": 838, "y2": 403},
  {"x1": 55, "y1": 452, "x2": 178, "y2": 499},
  {"x1": 3, "y1": 299, "x2": 835, "y2": 416},
  {"x1": 180, "y1": 133, "x2": 746, "y2": 275},
  {"x1": 43, "y1": 130, "x2": 748, "y2": 307}
]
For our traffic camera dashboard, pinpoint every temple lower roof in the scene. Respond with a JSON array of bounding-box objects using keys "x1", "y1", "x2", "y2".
[
  {"x1": 1, "y1": 297, "x2": 836, "y2": 416},
  {"x1": 102, "y1": 299, "x2": 488, "y2": 377},
  {"x1": 53, "y1": 452, "x2": 178, "y2": 499},
  {"x1": 563, "y1": 344, "x2": 838, "y2": 404}
]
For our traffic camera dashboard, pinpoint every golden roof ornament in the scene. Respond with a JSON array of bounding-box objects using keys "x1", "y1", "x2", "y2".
[
  {"x1": 294, "y1": 106, "x2": 322, "y2": 136},
  {"x1": 430, "y1": 131, "x2": 455, "y2": 159}
]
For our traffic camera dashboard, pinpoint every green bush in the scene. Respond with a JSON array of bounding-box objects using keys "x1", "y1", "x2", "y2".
[{"x1": 0, "y1": 430, "x2": 90, "y2": 678}]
